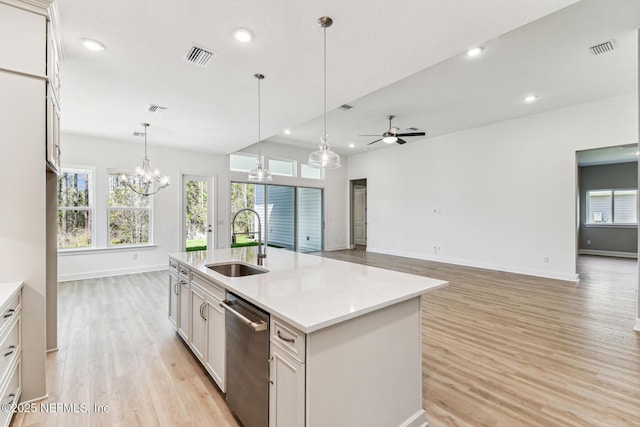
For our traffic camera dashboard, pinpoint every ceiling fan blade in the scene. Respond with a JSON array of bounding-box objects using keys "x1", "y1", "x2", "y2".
[
  {"x1": 396, "y1": 138, "x2": 408, "y2": 145},
  {"x1": 367, "y1": 138, "x2": 382, "y2": 145},
  {"x1": 396, "y1": 132, "x2": 426, "y2": 137}
]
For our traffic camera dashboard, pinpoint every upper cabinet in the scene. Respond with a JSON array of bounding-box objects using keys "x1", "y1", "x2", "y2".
[{"x1": 0, "y1": 2, "x2": 46, "y2": 76}]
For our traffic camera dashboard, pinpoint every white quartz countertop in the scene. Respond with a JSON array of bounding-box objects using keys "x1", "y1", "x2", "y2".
[
  {"x1": 169, "y1": 248, "x2": 447, "y2": 333},
  {"x1": 0, "y1": 282, "x2": 22, "y2": 307}
]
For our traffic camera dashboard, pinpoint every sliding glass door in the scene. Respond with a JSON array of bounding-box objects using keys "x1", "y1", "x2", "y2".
[{"x1": 230, "y1": 182, "x2": 322, "y2": 252}]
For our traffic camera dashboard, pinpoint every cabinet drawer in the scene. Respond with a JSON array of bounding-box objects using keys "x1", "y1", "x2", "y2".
[
  {"x1": 169, "y1": 259, "x2": 178, "y2": 273},
  {"x1": 270, "y1": 318, "x2": 305, "y2": 363},
  {"x1": 191, "y1": 273, "x2": 225, "y2": 300},
  {"x1": 0, "y1": 319, "x2": 20, "y2": 384},
  {"x1": 0, "y1": 294, "x2": 20, "y2": 337},
  {"x1": 0, "y1": 361, "x2": 20, "y2": 427},
  {"x1": 178, "y1": 265, "x2": 191, "y2": 281}
]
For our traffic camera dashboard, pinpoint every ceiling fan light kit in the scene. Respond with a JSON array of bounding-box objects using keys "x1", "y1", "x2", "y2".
[
  {"x1": 308, "y1": 16, "x2": 341, "y2": 169},
  {"x1": 248, "y1": 73, "x2": 272, "y2": 182},
  {"x1": 362, "y1": 115, "x2": 426, "y2": 146}
]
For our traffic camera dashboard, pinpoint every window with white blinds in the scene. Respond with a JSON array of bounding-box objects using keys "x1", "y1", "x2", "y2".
[{"x1": 587, "y1": 189, "x2": 637, "y2": 224}]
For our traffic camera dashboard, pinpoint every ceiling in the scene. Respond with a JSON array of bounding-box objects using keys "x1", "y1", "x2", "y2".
[{"x1": 56, "y1": 0, "x2": 638, "y2": 157}]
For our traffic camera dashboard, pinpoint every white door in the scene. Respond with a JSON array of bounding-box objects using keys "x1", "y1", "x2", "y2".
[
  {"x1": 354, "y1": 186, "x2": 366, "y2": 246},
  {"x1": 182, "y1": 175, "x2": 213, "y2": 251}
]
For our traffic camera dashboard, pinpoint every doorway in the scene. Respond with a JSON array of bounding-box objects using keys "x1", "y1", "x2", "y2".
[
  {"x1": 350, "y1": 179, "x2": 367, "y2": 248},
  {"x1": 182, "y1": 174, "x2": 214, "y2": 251}
]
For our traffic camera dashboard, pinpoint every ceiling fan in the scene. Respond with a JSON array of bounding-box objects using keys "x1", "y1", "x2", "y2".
[{"x1": 360, "y1": 115, "x2": 426, "y2": 145}]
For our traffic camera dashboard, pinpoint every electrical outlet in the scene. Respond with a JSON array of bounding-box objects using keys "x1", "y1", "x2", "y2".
[
  {"x1": 587, "y1": 240, "x2": 591, "y2": 245},
  {"x1": 543, "y1": 256, "x2": 549, "y2": 263},
  {"x1": 132, "y1": 253, "x2": 138, "y2": 260}
]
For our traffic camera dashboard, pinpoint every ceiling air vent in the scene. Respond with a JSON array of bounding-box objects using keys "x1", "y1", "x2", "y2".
[
  {"x1": 132, "y1": 131, "x2": 145, "y2": 137},
  {"x1": 338, "y1": 104, "x2": 353, "y2": 110},
  {"x1": 147, "y1": 104, "x2": 167, "y2": 114},
  {"x1": 589, "y1": 40, "x2": 615, "y2": 56},
  {"x1": 184, "y1": 44, "x2": 215, "y2": 67},
  {"x1": 407, "y1": 127, "x2": 419, "y2": 131}
]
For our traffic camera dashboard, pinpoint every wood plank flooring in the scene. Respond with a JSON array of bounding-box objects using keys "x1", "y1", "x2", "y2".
[
  {"x1": 11, "y1": 252, "x2": 640, "y2": 426},
  {"x1": 318, "y1": 249, "x2": 640, "y2": 427}
]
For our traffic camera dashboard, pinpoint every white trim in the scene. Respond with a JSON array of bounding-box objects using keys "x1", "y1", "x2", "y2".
[
  {"x1": 58, "y1": 244, "x2": 156, "y2": 256},
  {"x1": 578, "y1": 249, "x2": 638, "y2": 259},
  {"x1": 46, "y1": 347, "x2": 58, "y2": 353},
  {"x1": 0, "y1": 0, "x2": 51, "y2": 15},
  {"x1": 367, "y1": 247, "x2": 580, "y2": 282},
  {"x1": 324, "y1": 244, "x2": 352, "y2": 251},
  {"x1": 400, "y1": 409, "x2": 428, "y2": 427},
  {"x1": 19, "y1": 393, "x2": 49, "y2": 405},
  {"x1": 634, "y1": 318, "x2": 640, "y2": 332},
  {"x1": 58, "y1": 264, "x2": 167, "y2": 282}
]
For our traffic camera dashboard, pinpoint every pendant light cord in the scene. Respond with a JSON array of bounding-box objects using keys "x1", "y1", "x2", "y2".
[
  {"x1": 323, "y1": 24, "x2": 327, "y2": 142},
  {"x1": 258, "y1": 76, "x2": 261, "y2": 159},
  {"x1": 143, "y1": 123, "x2": 149, "y2": 159}
]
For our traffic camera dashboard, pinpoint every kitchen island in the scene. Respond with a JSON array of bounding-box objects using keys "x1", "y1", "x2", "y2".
[{"x1": 169, "y1": 247, "x2": 447, "y2": 427}]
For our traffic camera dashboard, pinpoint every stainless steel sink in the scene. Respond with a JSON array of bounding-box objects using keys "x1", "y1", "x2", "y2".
[{"x1": 206, "y1": 262, "x2": 268, "y2": 277}]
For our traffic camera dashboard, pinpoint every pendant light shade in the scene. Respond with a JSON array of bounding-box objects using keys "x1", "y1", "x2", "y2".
[
  {"x1": 248, "y1": 73, "x2": 272, "y2": 182},
  {"x1": 308, "y1": 16, "x2": 341, "y2": 169},
  {"x1": 121, "y1": 123, "x2": 169, "y2": 196}
]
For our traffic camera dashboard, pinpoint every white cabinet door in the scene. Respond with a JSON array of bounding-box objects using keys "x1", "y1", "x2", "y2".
[
  {"x1": 204, "y1": 297, "x2": 225, "y2": 391},
  {"x1": 168, "y1": 273, "x2": 179, "y2": 327},
  {"x1": 190, "y1": 285, "x2": 207, "y2": 360},
  {"x1": 269, "y1": 345, "x2": 305, "y2": 427},
  {"x1": 178, "y1": 280, "x2": 190, "y2": 340}
]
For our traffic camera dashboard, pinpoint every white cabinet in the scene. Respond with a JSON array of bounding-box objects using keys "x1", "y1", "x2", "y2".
[
  {"x1": 269, "y1": 344, "x2": 305, "y2": 427},
  {"x1": 168, "y1": 273, "x2": 179, "y2": 327},
  {"x1": 204, "y1": 296, "x2": 225, "y2": 389},
  {"x1": 0, "y1": 283, "x2": 22, "y2": 427},
  {"x1": 177, "y1": 277, "x2": 190, "y2": 341},
  {"x1": 190, "y1": 283, "x2": 207, "y2": 361},
  {"x1": 190, "y1": 274, "x2": 226, "y2": 391}
]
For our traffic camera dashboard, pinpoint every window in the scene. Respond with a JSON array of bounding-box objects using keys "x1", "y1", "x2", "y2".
[
  {"x1": 269, "y1": 158, "x2": 296, "y2": 177},
  {"x1": 108, "y1": 174, "x2": 151, "y2": 246},
  {"x1": 230, "y1": 153, "x2": 259, "y2": 172},
  {"x1": 57, "y1": 168, "x2": 94, "y2": 248},
  {"x1": 587, "y1": 189, "x2": 637, "y2": 224},
  {"x1": 301, "y1": 163, "x2": 324, "y2": 180}
]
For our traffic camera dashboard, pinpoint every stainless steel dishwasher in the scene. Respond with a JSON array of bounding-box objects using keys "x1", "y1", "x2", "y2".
[{"x1": 220, "y1": 292, "x2": 270, "y2": 427}]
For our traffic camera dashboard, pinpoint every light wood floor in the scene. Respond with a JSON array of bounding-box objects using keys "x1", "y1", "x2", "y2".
[{"x1": 12, "y1": 253, "x2": 640, "y2": 426}]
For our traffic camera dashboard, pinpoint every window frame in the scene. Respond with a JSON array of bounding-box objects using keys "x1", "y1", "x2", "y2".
[
  {"x1": 57, "y1": 166, "x2": 96, "y2": 250},
  {"x1": 268, "y1": 157, "x2": 297, "y2": 177},
  {"x1": 107, "y1": 171, "x2": 154, "y2": 247},
  {"x1": 300, "y1": 162, "x2": 325, "y2": 180},
  {"x1": 586, "y1": 188, "x2": 638, "y2": 226},
  {"x1": 230, "y1": 152, "x2": 260, "y2": 173}
]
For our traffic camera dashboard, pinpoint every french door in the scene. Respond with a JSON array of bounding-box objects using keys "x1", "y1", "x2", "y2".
[{"x1": 182, "y1": 175, "x2": 213, "y2": 251}]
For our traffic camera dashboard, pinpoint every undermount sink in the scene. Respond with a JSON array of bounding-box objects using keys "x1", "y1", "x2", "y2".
[{"x1": 206, "y1": 262, "x2": 268, "y2": 277}]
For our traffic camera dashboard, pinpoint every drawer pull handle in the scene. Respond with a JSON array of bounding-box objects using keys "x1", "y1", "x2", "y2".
[
  {"x1": 3, "y1": 309, "x2": 15, "y2": 319},
  {"x1": 277, "y1": 330, "x2": 295, "y2": 343},
  {"x1": 4, "y1": 345, "x2": 15, "y2": 357}
]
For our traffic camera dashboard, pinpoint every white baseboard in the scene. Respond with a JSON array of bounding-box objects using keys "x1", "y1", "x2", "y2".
[
  {"x1": 20, "y1": 393, "x2": 49, "y2": 405},
  {"x1": 578, "y1": 249, "x2": 637, "y2": 259},
  {"x1": 324, "y1": 245, "x2": 351, "y2": 251},
  {"x1": 634, "y1": 318, "x2": 640, "y2": 332},
  {"x1": 401, "y1": 409, "x2": 428, "y2": 427},
  {"x1": 58, "y1": 264, "x2": 168, "y2": 282},
  {"x1": 366, "y1": 247, "x2": 580, "y2": 282}
]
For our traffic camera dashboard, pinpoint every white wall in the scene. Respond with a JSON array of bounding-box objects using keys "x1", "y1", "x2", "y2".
[
  {"x1": 58, "y1": 134, "x2": 226, "y2": 281},
  {"x1": 348, "y1": 93, "x2": 639, "y2": 281},
  {"x1": 59, "y1": 136, "x2": 349, "y2": 280}
]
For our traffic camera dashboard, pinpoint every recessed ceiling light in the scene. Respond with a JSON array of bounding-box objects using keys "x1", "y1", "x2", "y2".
[
  {"x1": 349, "y1": 143, "x2": 355, "y2": 148},
  {"x1": 284, "y1": 129, "x2": 292, "y2": 134},
  {"x1": 524, "y1": 95, "x2": 538, "y2": 103},
  {"x1": 80, "y1": 38, "x2": 105, "y2": 51},
  {"x1": 466, "y1": 47, "x2": 483, "y2": 57},
  {"x1": 233, "y1": 28, "x2": 253, "y2": 43}
]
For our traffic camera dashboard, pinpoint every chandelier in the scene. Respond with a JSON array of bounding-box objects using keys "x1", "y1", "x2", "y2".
[{"x1": 121, "y1": 123, "x2": 169, "y2": 196}]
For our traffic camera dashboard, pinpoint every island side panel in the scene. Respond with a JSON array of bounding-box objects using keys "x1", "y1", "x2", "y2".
[{"x1": 306, "y1": 296, "x2": 426, "y2": 427}]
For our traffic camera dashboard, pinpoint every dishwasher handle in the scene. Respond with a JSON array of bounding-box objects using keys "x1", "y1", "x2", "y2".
[{"x1": 220, "y1": 300, "x2": 268, "y2": 332}]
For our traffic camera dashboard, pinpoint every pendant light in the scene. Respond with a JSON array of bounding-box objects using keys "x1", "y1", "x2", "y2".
[
  {"x1": 248, "y1": 73, "x2": 272, "y2": 181},
  {"x1": 308, "y1": 16, "x2": 341, "y2": 169},
  {"x1": 121, "y1": 123, "x2": 169, "y2": 196}
]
